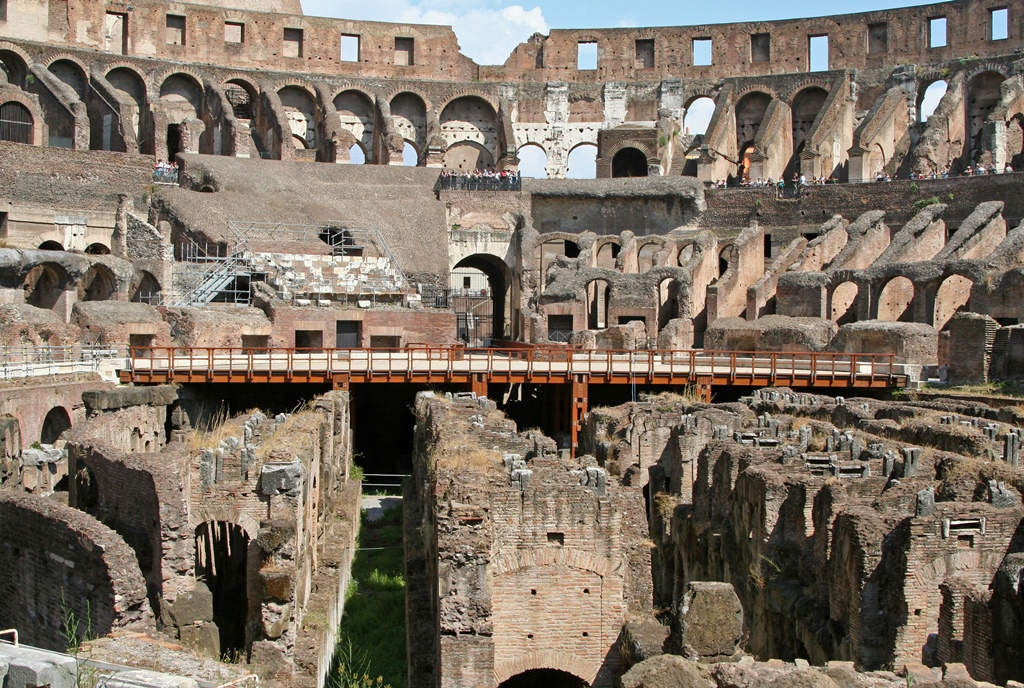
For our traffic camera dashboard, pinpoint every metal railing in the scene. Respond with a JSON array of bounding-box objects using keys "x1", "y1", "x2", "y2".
[
  {"x1": 0, "y1": 345, "x2": 126, "y2": 380},
  {"x1": 124, "y1": 345, "x2": 900, "y2": 385}
]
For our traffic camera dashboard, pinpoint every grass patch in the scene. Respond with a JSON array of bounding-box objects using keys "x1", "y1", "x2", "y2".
[
  {"x1": 920, "y1": 379, "x2": 1024, "y2": 400},
  {"x1": 330, "y1": 504, "x2": 406, "y2": 688}
]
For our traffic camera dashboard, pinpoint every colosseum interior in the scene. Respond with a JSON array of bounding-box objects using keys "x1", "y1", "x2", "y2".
[{"x1": 1, "y1": 0, "x2": 1024, "y2": 686}]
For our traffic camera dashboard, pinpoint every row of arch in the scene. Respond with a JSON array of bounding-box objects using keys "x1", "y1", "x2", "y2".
[
  {"x1": 827, "y1": 272, "x2": 974, "y2": 330},
  {"x1": 20, "y1": 260, "x2": 161, "y2": 309}
]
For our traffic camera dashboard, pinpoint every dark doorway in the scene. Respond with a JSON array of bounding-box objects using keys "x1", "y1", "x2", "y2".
[
  {"x1": 498, "y1": 669, "x2": 588, "y2": 688},
  {"x1": 41, "y1": 406, "x2": 72, "y2": 444},
  {"x1": 195, "y1": 521, "x2": 250, "y2": 658},
  {"x1": 336, "y1": 320, "x2": 361, "y2": 348},
  {"x1": 611, "y1": 147, "x2": 648, "y2": 177},
  {"x1": 451, "y1": 255, "x2": 511, "y2": 346},
  {"x1": 167, "y1": 124, "x2": 182, "y2": 160},
  {"x1": 295, "y1": 330, "x2": 323, "y2": 350}
]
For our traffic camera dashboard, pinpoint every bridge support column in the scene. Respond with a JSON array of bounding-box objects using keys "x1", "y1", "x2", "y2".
[
  {"x1": 696, "y1": 375, "x2": 713, "y2": 403},
  {"x1": 332, "y1": 375, "x2": 350, "y2": 391},
  {"x1": 570, "y1": 375, "x2": 589, "y2": 457},
  {"x1": 470, "y1": 374, "x2": 487, "y2": 399}
]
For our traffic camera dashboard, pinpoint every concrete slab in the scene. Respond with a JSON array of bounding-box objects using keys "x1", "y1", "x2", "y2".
[{"x1": 362, "y1": 495, "x2": 402, "y2": 522}]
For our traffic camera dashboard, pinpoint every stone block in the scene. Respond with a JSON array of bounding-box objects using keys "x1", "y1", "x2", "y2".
[
  {"x1": 177, "y1": 622, "x2": 221, "y2": 660},
  {"x1": 620, "y1": 654, "x2": 707, "y2": 688},
  {"x1": 103, "y1": 670, "x2": 200, "y2": 687},
  {"x1": 164, "y1": 581, "x2": 214, "y2": 627},
  {"x1": 260, "y1": 568, "x2": 294, "y2": 602},
  {"x1": 678, "y1": 581, "x2": 744, "y2": 661},
  {"x1": 259, "y1": 461, "x2": 304, "y2": 496},
  {"x1": 7, "y1": 657, "x2": 75, "y2": 688}
]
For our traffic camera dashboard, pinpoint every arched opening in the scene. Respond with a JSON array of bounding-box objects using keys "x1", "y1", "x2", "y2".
[
  {"x1": 538, "y1": 239, "x2": 580, "y2": 292},
  {"x1": 789, "y1": 87, "x2": 828, "y2": 177},
  {"x1": 966, "y1": 71, "x2": 1006, "y2": 163},
  {"x1": 0, "y1": 101, "x2": 32, "y2": 144},
  {"x1": 678, "y1": 243, "x2": 694, "y2": 267},
  {"x1": 159, "y1": 74, "x2": 202, "y2": 119},
  {"x1": 443, "y1": 140, "x2": 493, "y2": 172},
  {"x1": 106, "y1": 67, "x2": 146, "y2": 145},
  {"x1": 934, "y1": 275, "x2": 973, "y2": 330},
  {"x1": 195, "y1": 521, "x2": 250, "y2": 658},
  {"x1": 718, "y1": 246, "x2": 731, "y2": 278},
  {"x1": 79, "y1": 264, "x2": 116, "y2": 302},
  {"x1": 567, "y1": 143, "x2": 597, "y2": 179},
  {"x1": 918, "y1": 80, "x2": 948, "y2": 122},
  {"x1": 658, "y1": 278, "x2": 678, "y2": 329},
  {"x1": 735, "y1": 91, "x2": 771, "y2": 167},
  {"x1": 85, "y1": 243, "x2": 111, "y2": 255},
  {"x1": 830, "y1": 281, "x2": 859, "y2": 324},
  {"x1": 402, "y1": 140, "x2": 419, "y2": 166},
  {"x1": 611, "y1": 147, "x2": 648, "y2": 177},
  {"x1": 23, "y1": 264, "x2": 68, "y2": 309},
  {"x1": 684, "y1": 96, "x2": 715, "y2": 136},
  {"x1": 595, "y1": 240, "x2": 619, "y2": 269},
  {"x1": 391, "y1": 92, "x2": 427, "y2": 155},
  {"x1": 876, "y1": 276, "x2": 915, "y2": 321},
  {"x1": 637, "y1": 242, "x2": 660, "y2": 272},
  {"x1": 348, "y1": 142, "x2": 366, "y2": 164},
  {"x1": 452, "y1": 254, "x2": 511, "y2": 345},
  {"x1": 333, "y1": 89, "x2": 374, "y2": 160},
  {"x1": 517, "y1": 143, "x2": 548, "y2": 178},
  {"x1": 498, "y1": 669, "x2": 588, "y2": 688},
  {"x1": 38, "y1": 241, "x2": 64, "y2": 251},
  {"x1": 278, "y1": 85, "x2": 317, "y2": 152},
  {"x1": 225, "y1": 79, "x2": 256, "y2": 121},
  {"x1": 131, "y1": 271, "x2": 162, "y2": 304},
  {"x1": 0, "y1": 50, "x2": 29, "y2": 89},
  {"x1": 40, "y1": 406, "x2": 71, "y2": 444},
  {"x1": 48, "y1": 60, "x2": 88, "y2": 100},
  {"x1": 738, "y1": 142, "x2": 755, "y2": 184},
  {"x1": 587, "y1": 279, "x2": 610, "y2": 329},
  {"x1": 166, "y1": 124, "x2": 182, "y2": 159}
]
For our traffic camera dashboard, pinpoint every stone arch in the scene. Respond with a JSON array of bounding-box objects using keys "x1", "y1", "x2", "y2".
[
  {"x1": 830, "y1": 280, "x2": 859, "y2": 324},
  {"x1": 933, "y1": 274, "x2": 973, "y2": 330},
  {"x1": 38, "y1": 240, "x2": 63, "y2": 251},
  {"x1": 130, "y1": 270, "x2": 162, "y2": 303},
  {"x1": 453, "y1": 253, "x2": 511, "y2": 342},
  {"x1": 23, "y1": 262, "x2": 71, "y2": 309},
  {"x1": 443, "y1": 140, "x2": 494, "y2": 172},
  {"x1": 494, "y1": 658, "x2": 592, "y2": 688},
  {"x1": 159, "y1": 72, "x2": 203, "y2": 119},
  {"x1": 658, "y1": 277, "x2": 679, "y2": 330},
  {"x1": 278, "y1": 84, "x2": 318, "y2": 151},
  {"x1": 333, "y1": 88, "x2": 374, "y2": 161},
  {"x1": 40, "y1": 406, "x2": 71, "y2": 444},
  {"x1": 566, "y1": 142, "x2": 598, "y2": 179},
  {"x1": 611, "y1": 146, "x2": 648, "y2": 177},
  {"x1": 391, "y1": 91, "x2": 427, "y2": 154},
  {"x1": 678, "y1": 241, "x2": 695, "y2": 267},
  {"x1": 917, "y1": 79, "x2": 949, "y2": 122},
  {"x1": 683, "y1": 95, "x2": 716, "y2": 136},
  {"x1": 223, "y1": 77, "x2": 257, "y2": 121},
  {"x1": 637, "y1": 240, "x2": 663, "y2": 272},
  {"x1": 789, "y1": 86, "x2": 829, "y2": 176},
  {"x1": 105, "y1": 66, "x2": 146, "y2": 145},
  {"x1": 517, "y1": 142, "x2": 548, "y2": 178},
  {"x1": 0, "y1": 100, "x2": 34, "y2": 144},
  {"x1": 735, "y1": 91, "x2": 772, "y2": 162},
  {"x1": 966, "y1": 71, "x2": 1006, "y2": 163},
  {"x1": 538, "y1": 236, "x2": 582, "y2": 292},
  {"x1": 79, "y1": 263, "x2": 117, "y2": 302},
  {"x1": 190, "y1": 507, "x2": 260, "y2": 541},
  {"x1": 586, "y1": 278, "x2": 610, "y2": 329},
  {"x1": 875, "y1": 275, "x2": 915, "y2": 321},
  {"x1": 0, "y1": 47, "x2": 30, "y2": 89},
  {"x1": 47, "y1": 57, "x2": 88, "y2": 100},
  {"x1": 402, "y1": 139, "x2": 419, "y2": 166},
  {"x1": 594, "y1": 237, "x2": 619, "y2": 269},
  {"x1": 436, "y1": 90, "x2": 498, "y2": 117},
  {"x1": 440, "y1": 95, "x2": 498, "y2": 165}
]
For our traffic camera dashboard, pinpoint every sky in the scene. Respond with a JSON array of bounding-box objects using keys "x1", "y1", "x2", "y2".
[{"x1": 301, "y1": 0, "x2": 946, "y2": 66}]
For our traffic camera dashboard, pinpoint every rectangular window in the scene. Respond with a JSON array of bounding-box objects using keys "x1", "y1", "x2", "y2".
[
  {"x1": 395, "y1": 36, "x2": 414, "y2": 66},
  {"x1": 577, "y1": 41, "x2": 597, "y2": 70},
  {"x1": 283, "y1": 28, "x2": 303, "y2": 58},
  {"x1": 166, "y1": 15, "x2": 185, "y2": 46},
  {"x1": 104, "y1": 12, "x2": 128, "y2": 54},
  {"x1": 0, "y1": 0, "x2": 7, "y2": 22},
  {"x1": 224, "y1": 21, "x2": 244, "y2": 44},
  {"x1": 635, "y1": 38, "x2": 654, "y2": 68},
  {"x1": 809, "y1": 34, "x2": 829, "y2": 71},
  {"x1": 929, "y1": 17, "x2": 947, "y2": 47},
  {"x1": 335, "y1": 321, "x2": 360, "y2": 348},
  {"x1": 692, "y1": 38, "x2": 712, "y2": 66},
  {"x1": 750, "y1": 33, "x2": 770, "y2": 62},
  {"x1": 991, "y1": 7, "x2": 1008, "y2": 40},
  {"x1": 340, "y1": 34, "x2": 360, "y2": 62},
  {"x1": 868, "y1": 23, "x2": 887, "y2": 53}
]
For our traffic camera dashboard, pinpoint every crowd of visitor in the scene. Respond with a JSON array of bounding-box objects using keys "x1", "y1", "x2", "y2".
[
  {"x1": 439, "y1": 168, "x2": 522, "y2": 191},
  {"x1": 153, "y1": 160, "x2": 180, "y2": 184},
  {"x1": 710, "y1": 162, "x2": 1017, "y2": 192}
]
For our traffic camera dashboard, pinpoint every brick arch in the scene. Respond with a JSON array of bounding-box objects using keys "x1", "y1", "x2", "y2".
[
  {"x1": 0, "y1": 41, "x2": 33, "y2": 69},
  {"x1": 103, "y1": 62, "x2": 148, "y2": 88},
  {"x1": 436, "y1": 90, "x2": 499, "y2": 117},
  {"x1": 732, "y1": 85, "x2": 781, "y2": 103},
  {"x1": 601, "y1": 138, "x2": 655, "y2": 162},
  {"x1": 152, "y1": 67, "x2": 205, "y2": 101},
  {"x1": 190, "y1": 507, "x2": 260, "y2": 541},
  {"x1": 0, "y1": 93, "x2": 44, "y2": 145},
  {"x1": 44, "y1": 52, "x2": 89, "y2": 74},
  {"x1": 220, "y1": 72, "x2": 259, "y2": 92},
  {"x1": 683, "y1": 90, "x2": 717, "y2": 107},
  {"x1": 273, "y1": 79, "x2": 317, "y2": 99},
  {"x1": 490, "y1": 546, "x2": 614, "y2": 577},
  {"x1": 962, "y1": 62, "x2": 1011, "y2": 83},
  {"x1": 494, "y1": 651, "x2": 596, "y2": 686},
  {"x1": 385, "y1": 86, "x2": 432, "y2": 111},
  {"x1": 788, "y1": 82, "x2": 832, "y2": 106},
  {"x1": 329, "y1": 84, "x2": 377, "y2": 105}
]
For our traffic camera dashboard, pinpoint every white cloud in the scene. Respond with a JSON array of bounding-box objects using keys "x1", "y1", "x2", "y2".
[{"x1": 301, "y1": 0, "x2": 547, "y2": 65}]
